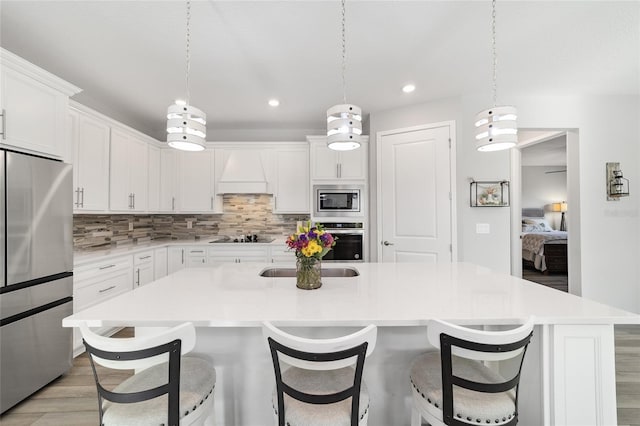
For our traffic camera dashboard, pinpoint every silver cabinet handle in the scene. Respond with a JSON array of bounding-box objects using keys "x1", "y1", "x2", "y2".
[
  {"x1": 181, "y1": 249, "x2": 184, "y2": 264},
  {"x1": 338, "y1": 163, "x2": 342, "y2": 178},
  {"x1": 191, "y1": 250, "x2": 204, "y2": 254},
  {"x1": 0, "y1": 109, "x2": 6, "y2": 140},
  {"x1": 136, "y1": 269, "x2": 140, "y2": 286},
  {"x1": 139, "y1": 255, "x2": 151, "y2": 260},
  {"x1": 99, "y1": 264, "x2": 116, "y2": 270},
  {"x1": 99, "y1": 285, "x2": 116, "y2": 293},
  {"x1": 382, "y1": 241, "x2": 394, "y2": 246},
  {"x1": 74, "y1": 187, "x2": 80, "y2": 207},
  {"x1": 132, "y1": 193, "x2": 135, "y2": 209},
  {"x1": 80, "y1": 187, "x2": 85, "y2": 208},
  {"x1": 336, "y1": 163, "x2": 339, "y2": 178},
  {"x1": 172, "y1": 196, "x2": 175, "y2": 211},
  {"x1": 128, "y1": 193, "x2": 132, "y2": 209},
  {"x1": 211, "y1": 196, "x2": 214, "y2": 210}
]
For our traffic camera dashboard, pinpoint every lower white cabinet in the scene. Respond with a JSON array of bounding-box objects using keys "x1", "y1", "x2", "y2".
[
  {"x1": 73, "y1": 255, "x2": 133, "y2": 356},
  {"x1": 186, "y1": 247, "x2": 208, "y2": 267},
  {"x1": 154, "y1": 247, "x2": 168, "y2": 279},
  {"x1": 208, "y1": 246, "x2": 270, "y2": 263},
  {"x1": 168, "y1": 246, "x2": 187, "y2": 275},
  {"x1": 270, "y1": 248, "x2": 296, "y2": 264},
  {"x1": 133, "y1": 250, "x2": 154, "y2": 288}
]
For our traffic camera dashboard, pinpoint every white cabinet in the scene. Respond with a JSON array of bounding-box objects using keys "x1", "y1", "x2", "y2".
[
  {"x1": 178, "y1": 150, "x2": 218, "y2": 212},
  {"x1": 160, "y1": 149, "x2": 179, "y2": 212},
  {"x1": 154, "y1": 247, "x2": 168, "y2": 279},
  {"x1": 73, "y1": 255, "x2": 133, "y2": 355},
  {"x1": 69, "y1": 109, "x2": 110, "y2": 211},
  {"x1": 133, "y1": 250, "x2": 154, "y2": 288},
  {"x1": 308, "y1": 136, "x2": 368, "y2": 181},
  {"x1": 186, "y1": 247, "x2": 208, "y2": 267},
  {"x1": 168, "y1": 246, "x2": 187, "y2": 275},
  {"x1": 270, "y1": 247, "x2": 296, "y2": 264},
  {"x1": 273, "y1": 146, "x2": 310, "y2": 213},
  {"x1": 0, "y1": 49, "x2": 80, "y2": 159},
  {"x1": 109, "y1": 128, "x2": 148, "y2": 211},
  {"x1": 147, "y1": 145, "x2": 161, "y2": 212},
  {"x1": 208, "y1": 246, "x2": 270, "y2": 263}
]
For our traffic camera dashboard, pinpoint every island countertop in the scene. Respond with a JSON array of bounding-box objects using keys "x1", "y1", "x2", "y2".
[{"x1": 63, "y1": 262, "x2": 640, "y2": 328}]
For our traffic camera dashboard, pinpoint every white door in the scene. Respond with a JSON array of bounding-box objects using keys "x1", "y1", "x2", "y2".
[{"x1": 378, "y1": 124, "x2": 453, "y2": 263}]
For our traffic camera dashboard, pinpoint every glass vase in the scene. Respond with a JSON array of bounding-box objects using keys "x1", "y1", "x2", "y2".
[{"x1": 296, "y1": 257, "x2": 322, "y2": 290}]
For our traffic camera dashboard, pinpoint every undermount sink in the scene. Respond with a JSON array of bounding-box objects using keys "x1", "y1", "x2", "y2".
[{"x1": 259, "y1": 267, "x2": 359, "y2": 278}]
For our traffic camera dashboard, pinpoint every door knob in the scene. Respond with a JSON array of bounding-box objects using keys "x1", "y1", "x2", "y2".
[{"x1": 382, "y1": 241, "x2": 394, "y2": 246}]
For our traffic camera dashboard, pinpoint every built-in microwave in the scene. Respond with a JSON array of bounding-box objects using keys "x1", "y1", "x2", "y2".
[{"x1": 313, "y1": 185, "x2": 363, "y2": 217}]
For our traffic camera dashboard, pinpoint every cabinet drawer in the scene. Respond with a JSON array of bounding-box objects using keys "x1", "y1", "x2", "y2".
[
  {"x1": 74, "y1": 269, "x2": 132, "y2": 311},
  {"x1": 134, "y1": 250, "x2": 154, "y2": 265},
  {"x1": 207, "y1": 247, "x2": 269, "y2": 257},
  {"x1": 74, "y1": 255, "x2": 133, "y2": 283}
]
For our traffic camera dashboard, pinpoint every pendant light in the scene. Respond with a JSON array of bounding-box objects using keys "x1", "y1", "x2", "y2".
[
  {"x1": 167, "y1": 0, "x2": 206, "y2": 152},
  {"x1": 474, "y1": 0, "x2": 517, "y2": 152},
  {"x1": 326, "y1": 0, "x2": 362, "y2": 151}
]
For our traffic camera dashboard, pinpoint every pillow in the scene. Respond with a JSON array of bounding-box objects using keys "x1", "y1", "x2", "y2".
[{"x1": 522, "y1": 217, "x2": 553, "y2": 232}]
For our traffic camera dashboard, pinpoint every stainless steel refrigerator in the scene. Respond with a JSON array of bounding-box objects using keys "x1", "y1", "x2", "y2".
[{"x1": 0, "y1": 149, "x2": 74, "y2": 413}]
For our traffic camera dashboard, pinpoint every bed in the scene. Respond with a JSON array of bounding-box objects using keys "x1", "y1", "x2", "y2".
[{"x1": 521, "y1": 208, "x2": 568, "y2": 274}]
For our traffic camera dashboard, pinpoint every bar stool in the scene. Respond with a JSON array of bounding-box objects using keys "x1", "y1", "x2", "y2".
[
  {"x1": 409, "y1": 317, "x2": 534, "y2": 426},
  {"x1": 79, "y1": 322, "x2": 216, "y2": 426},
  {"x1": 262, "y1": 322, "x2": 378, "y2": 426}
]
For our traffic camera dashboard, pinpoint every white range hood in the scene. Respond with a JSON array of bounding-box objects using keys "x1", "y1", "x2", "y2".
[{"x1": 217, "y1": 150, "x2": 271, "y2": 194}]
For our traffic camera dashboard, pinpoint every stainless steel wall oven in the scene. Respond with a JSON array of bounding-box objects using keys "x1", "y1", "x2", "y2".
[{"x1": 318, "y1": 222, "x2": 364, "y2": 262}]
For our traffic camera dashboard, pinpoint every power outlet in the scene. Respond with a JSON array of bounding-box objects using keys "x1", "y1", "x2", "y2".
[
  {"x1": 187, "y1": 220, "x2": 193, "y2": 229},
  {"x1": 128, "y1": 222, "x2": 133, "y2": 231}
]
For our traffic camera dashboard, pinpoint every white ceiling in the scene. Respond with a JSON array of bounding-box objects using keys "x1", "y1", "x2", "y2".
[{"x1": 1, "y1": 1, "x2": 638, "y2": 141}]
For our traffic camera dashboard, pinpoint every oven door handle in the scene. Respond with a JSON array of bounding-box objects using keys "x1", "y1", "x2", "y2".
[{"x1": 325, "y1": 230, "x2": 364, "y2": 235}]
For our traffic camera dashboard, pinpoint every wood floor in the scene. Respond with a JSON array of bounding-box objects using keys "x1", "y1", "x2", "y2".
[{"x1": 1, "y1": 327, "x2": 639, "y2": 425}]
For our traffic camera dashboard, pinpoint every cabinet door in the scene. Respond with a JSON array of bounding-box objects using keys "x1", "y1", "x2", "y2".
[
  {"x1": 128, "y1": 135, "x2": 148, "y2": 211},
  {"x1": 147, "y1": 145, "x2": 161, "y2": 212},
  {"x1": 0, "y1": 67, "x2": 67, "y2": 158},
  {"x1": 109, "y1": 128, "x2": 132, "y2": 211},
  {"x1": 338, "y1": 147, "x2": 366, "y2": 180},
  {"x1": 160, "y1": 149, "x2": 178, "y2": 212},
  {"x1": 274, "y1": 148, "x2": 309, "y2": 213},
  {"x1": 135, "y1": 263, "x2": 154, "y2": 287},
  {"x1": 154, "y1": 247, "x2": 168, "y2": 279},
  {"x1": 73, "y1": 111, "x2": 110, "y2": 211},
  {"x1": 310, "y1": 143, "x2": 339, "y2": 179},
  {"x1": 167, "y1": 247, "x2": 186, "y2": 275},
  {"x1": 178, "y1": 150, "x2": 214, "y2": 211}
]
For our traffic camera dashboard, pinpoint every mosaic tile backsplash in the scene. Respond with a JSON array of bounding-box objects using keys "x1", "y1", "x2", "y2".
[{"x1": 73, "y1": 195, "x2": 307, "y2": 251}]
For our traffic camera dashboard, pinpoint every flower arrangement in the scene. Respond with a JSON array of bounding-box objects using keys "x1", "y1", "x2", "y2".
[
  {"x1": 286, "y1": 222, "x2": 336, "y2": 289},
  {"x1": 286, "y1": 222, "x2": 336, "y2": 260}
]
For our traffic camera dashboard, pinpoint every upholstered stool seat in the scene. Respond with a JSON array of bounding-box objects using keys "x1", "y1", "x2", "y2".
[
  {"x1": 271, "y1": 366, "x2": 370, "y2": 426},
  {"x1": 410, "y1": 352, "x2": 516, "y2": 425},
  {"x1": 103, "y1": 356, "x2": 216, "y2": 426}
]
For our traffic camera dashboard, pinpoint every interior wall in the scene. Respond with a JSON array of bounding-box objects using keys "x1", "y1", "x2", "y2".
[
  {"x1": 521, "y1": 166, "x2": 567, "y2": 230},
  {"x1": 369, "y1": 93, "x2": 639, "y2": 313}
]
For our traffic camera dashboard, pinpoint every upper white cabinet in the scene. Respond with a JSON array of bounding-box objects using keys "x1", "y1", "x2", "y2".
[
  {"x1": 69, "y1": 109, "x2": 110, "y2": 212},
  {"x1": 160, "y1": 149, "x2": 179, "y2": 212},
  {"x1": 147, "y1": 145, "x2": 161, "y2": 212},
  {"x1": 308, "y1": 136, "x2": 368, "y2": 181},
  {"x1": 178, "y1": 150, "x2": 218, "y2": 212},
  {"x1": 1, "y1": 49, "x2": 81, "y2": 159},
  {"x1": 109, "y1": 128, "x2": 148, "y2": 211},
  {"x1": 273, "y1": 145, "x2": 310, "y2": 213}
]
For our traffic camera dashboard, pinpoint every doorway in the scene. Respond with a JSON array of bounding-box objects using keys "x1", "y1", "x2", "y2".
[{"x1": 510, "y1": 129, "x2": 582, "y2": 295}]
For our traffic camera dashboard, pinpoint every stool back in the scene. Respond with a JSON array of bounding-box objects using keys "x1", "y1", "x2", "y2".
[
  {"x1": 262, "y1": 322, "x2": 377, "y2": 426},
  {"x1": 427, "y1": 318, "x2": 535, "y2": 426},
  {"x1": 80, "y1": 322, "x2": 197, "y2": 426}
]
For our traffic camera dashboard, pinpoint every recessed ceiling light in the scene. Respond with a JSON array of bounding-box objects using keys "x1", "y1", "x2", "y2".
[
  {"x1": 268, "y1": 99, "x2": 280, "y2": 107},
  {"x1": 402, "y1": 84, "x2": 416, "y2": 93}
]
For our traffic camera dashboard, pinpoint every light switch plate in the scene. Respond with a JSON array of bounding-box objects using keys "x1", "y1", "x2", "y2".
[
  {"x1": 128, "y1": 222, "x2": 133, "y2": 231},
  {"x1": 187, "y1": 220, "x2": 193, "y2": 229},
  {"x1": 476, "y1": 223, "x2": 490, "y2": 234}
]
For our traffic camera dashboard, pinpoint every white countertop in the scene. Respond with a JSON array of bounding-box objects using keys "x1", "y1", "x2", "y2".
[
  {"x1": 73, "y1": 238, "x2": 286, "y2": 266},
  {"x1": 63, "y1": 262, "x2": 640, "y2": 328}
]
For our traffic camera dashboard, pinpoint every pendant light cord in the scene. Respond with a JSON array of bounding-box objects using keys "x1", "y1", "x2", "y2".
[
  {"x1": 491, "y1": 0, "x2": 497, "y2": 107},
  {"x1": 341, "y1": 0, "x2": 347, "y2": 105},
  {"x1": 185, "y1": 0, "x2": 192, "y2": 105}
]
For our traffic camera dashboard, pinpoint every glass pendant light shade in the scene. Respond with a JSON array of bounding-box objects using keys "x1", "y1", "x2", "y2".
[
  {"x1": 327, "y1": 103, "x2": 362, "y2": 151},
  {"x1": 474, "y1": 105, "x2": 518, "y2": 152},
  {"x1": 166, "y1": 103, "x2": 206, "y2": 151}
]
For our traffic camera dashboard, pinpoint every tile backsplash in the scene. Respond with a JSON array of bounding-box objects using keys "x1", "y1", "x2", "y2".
[{"x1": 73, "y1": 195, "x2": 307, "y2": 251}]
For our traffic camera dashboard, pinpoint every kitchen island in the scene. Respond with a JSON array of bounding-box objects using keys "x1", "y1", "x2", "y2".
[{"x1": 63, "y1": 262, "x2": 640, "y2": 426}]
